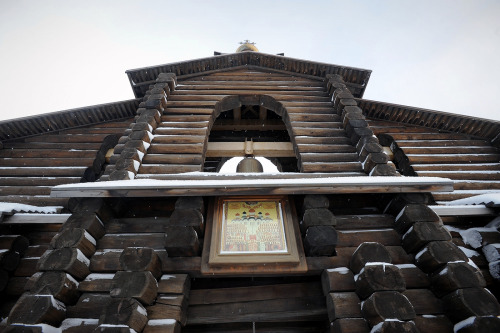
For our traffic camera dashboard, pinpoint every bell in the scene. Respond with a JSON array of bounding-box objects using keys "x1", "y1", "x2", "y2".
[{"x1": 236, "y1": 155, "x2": 263, "y2": 173}]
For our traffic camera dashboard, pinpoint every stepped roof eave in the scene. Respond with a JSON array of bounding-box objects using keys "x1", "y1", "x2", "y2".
[
  {"x1": 357, "y1": 98, "x2": 500, "y2": 142},
  {"x1": 125, "y1": 52, "x2": 372, "y2": 99},
  {"x1": 0, "y1": 98, "x2": 140, "y2": 142}
]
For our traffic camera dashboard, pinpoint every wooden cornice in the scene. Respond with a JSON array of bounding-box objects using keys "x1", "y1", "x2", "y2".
[
  {"x1": 125, "y1": 52, "x2": 372, "y2": 99},
  {"x1": 357, "y1": 98, "x2": 500, "y2": 142},
  {"x1": 51, "y1": 175, "x2": 453, "y2": 198},
  {"x1": 0, "y1": 99, "x2": 140, "y2": 142}
]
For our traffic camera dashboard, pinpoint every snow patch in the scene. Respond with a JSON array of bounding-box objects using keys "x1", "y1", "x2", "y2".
[
  {"x1": 326, "y1": 267, "x2": 350, "y2": 274},
  {"x1": 483, "y1": 244, "x2": 500, "y2": 262},
  {"x1": 453, "y1": 316, "x2": 476, "y2": 332},
  {"x1": 447, "y1": 193, "x2": 500, "y2": 206},
  {"x1": 148, "y1": 319, "x2": 177, "y2": 326},
  {"x1": 0, "y1": 202, "x2": 61, "y2": 214},
  {"x1": 458, "y1": 246, "x2": 481, "y2": 258}
]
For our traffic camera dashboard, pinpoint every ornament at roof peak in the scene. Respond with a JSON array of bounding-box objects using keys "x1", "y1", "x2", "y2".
[{"x1": 236, "y1": 40, "x2": 259, "y2": 52}]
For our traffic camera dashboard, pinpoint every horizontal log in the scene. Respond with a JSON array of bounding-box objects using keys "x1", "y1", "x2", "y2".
[
  {"x1": 395, "y1": 139, "x2": 490, "y2": 147},
  {"x1": 297, "y1": 144, "x2": 356, "y2": 154},
  {"x1": 160, "y1": 115, "x2": 211, "y2": 122},
  {"x1": 97, "y1": 233, "x2": 166, "y2": 250},
  {"x1": 143, "y1": 154, "x2": 203, "y2": 165},
  {"x1": 0, "y1": 167, "x2": 86, "y2": 177},
  {"x1": 0, "y1": 149, "x2": 97, "y2": 158},
  {"x1": 139, "y1": 164, "x2": 202, "y2": 174},
  {"x1": 173, "y1": 89, "x2": 328, "y2": 97},
  {"x1": 301, "y1": 162, "x2": 363, "y2": 173},
  {"x1": 2, "y1": 142, "x2": 102, "y2": 150},
  {"x1": 292, "y1": 128, "x2": 346, "y2": 137},
  {"x1": 24, "y1": 134, "x2": 110, "y2": 143},
  {"x1": 178, "y1": 84, "x2": 324, "y2": 91},
  {"x1": 337, "y1": 229, "x2": 400, "y2": 247},
  {"x1": 152, "y1": 135, "x2": 206, "y2": 144},
  {"x1": 187, "y1": 295, "x2": 327, "y2": 325},
  {"x1": 105, "y1": 217, "x2": 171, "y2": 233},
  {"x1": 148, "y1": 143, "x2": 204, "y2": 154},
  {"x1": 0, "y1": 177, "x2": 80, "y2": 186},
  {"x1": 300, "y1": 153, "x2": 359, "y2": 163},
  {"x1": 189, "y1": 282, "x2": 323, "y2": 305},
  {"x1": 408, "y1": 154, "x2": 500, "y2": 164},
  {"x1": 294, "y1": 136, "x2": 352, "y2": 145},
  {"x1": 153, "y1": 128, "x2": 207, "y2": 136},
  {"x1": 416, "y1": 171, "x2": 500, "y2": 181}
]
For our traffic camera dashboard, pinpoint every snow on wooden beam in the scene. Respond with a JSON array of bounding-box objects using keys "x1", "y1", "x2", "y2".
[
  {"x1": 429, "y1": 205, "x2": 497, "y2": 216},
  {"x1": 51, "y1": 175, "x2": 453, "y2": 198}
]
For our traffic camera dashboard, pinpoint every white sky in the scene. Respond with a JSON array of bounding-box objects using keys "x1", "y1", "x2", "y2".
[{"x1": 0, "y1": 0, "x2": 499, "y2": 122}]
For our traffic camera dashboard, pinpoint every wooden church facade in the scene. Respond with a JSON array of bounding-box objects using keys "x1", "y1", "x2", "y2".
[{"x1": 1, "y1": 48, "x2": 500, "y2": 332}]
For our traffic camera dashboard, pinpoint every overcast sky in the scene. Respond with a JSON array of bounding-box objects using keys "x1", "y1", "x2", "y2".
[{"x1": 1, "y1": 0, "x2": 499, "y2": 123}]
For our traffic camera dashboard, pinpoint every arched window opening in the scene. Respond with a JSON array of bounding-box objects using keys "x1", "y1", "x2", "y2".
[{"x1": 204, "y1": 101, "x2": 299, "y2": 173}]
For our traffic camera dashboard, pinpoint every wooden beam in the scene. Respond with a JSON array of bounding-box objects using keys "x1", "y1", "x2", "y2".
[
  {"x1": 51, "y1": 175, "x2": 454, "y2": 198},
  {"x1": 205, "y1": 141, "x2": 295, "y2": 157}
]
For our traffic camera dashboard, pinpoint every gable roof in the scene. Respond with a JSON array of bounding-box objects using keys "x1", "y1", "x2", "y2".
[{"x1": 125, "y1": 52, "x2": 372, "y2": 99}]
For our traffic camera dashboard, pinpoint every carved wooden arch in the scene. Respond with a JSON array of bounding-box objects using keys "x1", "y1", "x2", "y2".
[{"x1": 204, "y1": 94, "x2": 302, "y2": 171}]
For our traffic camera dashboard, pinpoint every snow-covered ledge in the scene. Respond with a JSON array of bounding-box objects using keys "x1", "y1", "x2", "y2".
[{"x1": 51, "y1": 174, "x2": 453, "y2": 198}]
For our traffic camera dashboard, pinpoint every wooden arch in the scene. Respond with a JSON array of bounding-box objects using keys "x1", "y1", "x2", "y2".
[{"x1": 204, "y1": 94, "x2": 300, "y2": 172}]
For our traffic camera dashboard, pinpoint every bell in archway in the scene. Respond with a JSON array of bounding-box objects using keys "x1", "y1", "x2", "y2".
[{"x1": 236, "y1": 155, "x2": 263, "y2": 173}]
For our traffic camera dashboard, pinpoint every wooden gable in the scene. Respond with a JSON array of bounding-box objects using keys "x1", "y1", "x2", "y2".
[{"x1": 1, "y1": 52, "x2": 500, "y2": 332}]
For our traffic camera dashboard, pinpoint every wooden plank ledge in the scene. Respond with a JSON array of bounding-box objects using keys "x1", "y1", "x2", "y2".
[{"x1": 51, "y1": 175, "x2": 453, "y2": 198}]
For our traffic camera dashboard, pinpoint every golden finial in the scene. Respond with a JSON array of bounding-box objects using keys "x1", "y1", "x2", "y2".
[{"x1": 236, "y1": 40, "x2": 259, "y2": 52}]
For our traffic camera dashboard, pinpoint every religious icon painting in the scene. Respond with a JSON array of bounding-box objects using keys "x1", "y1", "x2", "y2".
[{"x1": 203, "y1": 196, "x2": 307, "y2": 274}]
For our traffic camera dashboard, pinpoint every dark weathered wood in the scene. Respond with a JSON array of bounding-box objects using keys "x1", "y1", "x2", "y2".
[
  {"x1": 50, "y1": 228, "x2": 96, "y2": 258},
  {"x1": 444, "y1": 287, "x2": 500, "y2": 323},
  {"x1": 394, "y1": 204, "x2": 442, "y2": 234},
  {"x1": 158, "y1": 274, "x2": 190, "y2": 295},
  {"x1": 110, "y1": 271, "x2": 158, "y2": 305},
  {"x1": 301, "y1": 208, "x2": 336, "y2": 234},
  {"x1": 66, "y1": 293, "x2": 112, "y2": 318},
  {"x1": 143, "y1": 320, "x2": 181, "y2": 333},
  {"x1": 413, "y1": 315, "x2": 454, "y2": 333},
  {"x1": 100, "y1": 298, "x2": 148, "y2": 332},
  {"x1": 403, "y1": 289, "x2": 443, "y2": 315},
  {"x1": 187, "y1": 295, "x2": 326, "y2": 325},
  {"x1": 189, "y1": 282, "x2": 322, "y2": 305},
  {"x1": 0, "y1": 236, "x2": 28, "y2": 255},
  {"x1": 453, "y1": 316, "x2": 500, "y2": 333},
  {"x1": 7, "y1": 294, "x2": 66, "y2": 325},
  {"x1": 431, "y1": 262, "x2": 486, "y2": 297},
  {"x1": 415, "y1": 241, "x2": 469, "y2": 273},
  {"x1": 361, "y1": 291, "x2": 416, "y2": 326},
  {"x1": 60, "y1": 212, "x2": 105, "y2": 240},
  {"x1": 147, "y1": 302, "x2": 186, "y2": 326},
  {"x1": 165, "y1": 227, "x2": 200, "y2": 257},
  {"x1": 97, "y1": 233, "x2": 166, "y2": 250},
  {"x1": 349, "y1": 242, "x2": 392, "y2": 274},
  {"x1": 355, "y1": 263, "x2": 405, "y2": 299},
  {"x1": 119, "y1": 247, "x2": 162, "y2": 279},
  {"x1": 168, "y1": 209, "x2": 204, "y2": 235},
  {"x1": 37, "y1": 248, "x2": 90, "y2": 280},
  {"x1": 322, "y1": 268, "x2": 355, "y2": 294},
  {"x1": 30, "y1": 271, "x2": 80, "y2": 304},
  {"x1": 326, "y1": 292, "x2": 362, "y2": 321},
  {"x1": 0, "y1": 250, "x2": 20, "y2": 271},
  {"x1": 371, "y1": 321, "x2": 420, "y2": 333},
  {"x1": 304, "y1": 225, "x2": 338, "y2": 256},
  {"x1": 329, "y1": 318, "x2": 370, "y2": 333},
  {"x1": 402, "y1": 222, "x2": 452, "y2": 253}
]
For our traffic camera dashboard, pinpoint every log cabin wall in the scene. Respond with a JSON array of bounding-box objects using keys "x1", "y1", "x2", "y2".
[{"x1": 1, "y1": 51, "x2": 500, "y2": 332}]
